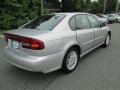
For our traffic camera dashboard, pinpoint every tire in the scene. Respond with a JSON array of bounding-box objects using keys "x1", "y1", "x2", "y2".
[
  {"x1": 62, "y1": 47, "x2": 79, "y2": 73},
  {"x1": 116, "y1": 19, "x2": 118, "y2": 23},
  {"x1": 118, "y1": 19, "x2": 120, "y2": 23},
  {"x1": 103, "y1": 34, "x2": 111, "y2": 47}
]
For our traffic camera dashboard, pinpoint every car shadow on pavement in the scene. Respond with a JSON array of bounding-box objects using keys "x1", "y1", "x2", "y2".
[
  {"x1": 79, "y1": 46, "x2": 103, "y2": 62},
  {"x1": 5, "y1": 65, "x2": 67, "y2": 89},
  {"x1": 8, "y1": 64, "x2": 69, "y2": 83}
]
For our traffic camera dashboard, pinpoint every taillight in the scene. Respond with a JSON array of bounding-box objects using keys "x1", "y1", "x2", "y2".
[
  {"x1": 22, "y1": 37, "x2": 44, "y2": 50},
  {"x1": 4, "y1": 33, "x2": 44, "y2": 50}
]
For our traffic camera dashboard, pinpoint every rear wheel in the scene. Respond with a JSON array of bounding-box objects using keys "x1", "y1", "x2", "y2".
[{"x1": 62, "y1": 48, "x2": 79, "y2": 73}]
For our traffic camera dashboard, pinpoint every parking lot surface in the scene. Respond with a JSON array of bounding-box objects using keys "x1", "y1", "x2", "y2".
[{"x1": 0, "y1": 24, "x2": 120, "y2": 90}]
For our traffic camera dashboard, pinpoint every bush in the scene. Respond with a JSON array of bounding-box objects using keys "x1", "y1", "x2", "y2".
[{"x1": 0, "y1": 0, "x2": 41, "y2": 30}]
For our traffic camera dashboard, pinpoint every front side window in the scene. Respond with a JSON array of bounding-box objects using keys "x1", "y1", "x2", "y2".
[
  {"x1": 87, "y1": 15, "x2": 100, "y2": 28},
  {"x1": 22, "y1": 14, "x2": 66, "y2": 31},
  {"x1": 76, "y1": 15, "x2": 90, "y2": 29}
]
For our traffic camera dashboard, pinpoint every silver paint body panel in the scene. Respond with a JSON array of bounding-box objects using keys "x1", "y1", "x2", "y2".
[{"x1": 4, "y1": 13, "x2": 110, "y2": 73}]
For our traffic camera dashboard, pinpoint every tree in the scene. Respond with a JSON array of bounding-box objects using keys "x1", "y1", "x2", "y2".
[
  {"x1": 74, "y1": 0, "x2": 85, "y2": 12},
  {"x1": 90, "y1": 0, "x2": 104, "y2": 14},
  {"x1": 61, "y1": 0, "x2": 74, "y2": 12},
  {"x1": 85, "y1": 0, "x2": 91, "y2": 12},
  {"x1": 106, "y1": 0, "x2": 117, "y2": 13},
  {"x1": 0, "y1": 0, "x2": 41, "y2": 30}
]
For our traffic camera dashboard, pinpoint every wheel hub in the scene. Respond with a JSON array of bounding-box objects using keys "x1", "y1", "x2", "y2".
[{"x1": 66, "y1": 51, "x2": 78, "y2": 70}]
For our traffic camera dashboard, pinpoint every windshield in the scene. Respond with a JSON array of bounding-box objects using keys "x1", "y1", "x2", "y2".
[{"x1": 22, "y1": 14, "x2": 66, "y2": 31}]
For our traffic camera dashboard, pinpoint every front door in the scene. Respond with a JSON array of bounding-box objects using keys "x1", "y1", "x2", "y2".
[{"x1": 87, "y1": 15, "x2": 106, "y2": 46}]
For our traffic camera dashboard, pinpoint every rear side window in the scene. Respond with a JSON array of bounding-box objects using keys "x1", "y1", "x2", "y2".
[
  {"x1": 87, "y1": 15, "x2": 100, "y2": 28},
  {"x1": 22, "y1": 14, "x2": 66, "y2": 31},
  {"x1": 76, "y1": 15, "x2": 90, "y2": 29},
  {"x1": 69, "y1": 16, "x2": 75, "y2": 30}
]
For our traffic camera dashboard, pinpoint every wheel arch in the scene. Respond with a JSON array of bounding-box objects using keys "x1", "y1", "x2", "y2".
[
  {"x1": 67, "y1": 45, "x2": 81, "y2": 55},
  {"x1": 62, "y1": 44, "x2": 82, "y2": 62}
]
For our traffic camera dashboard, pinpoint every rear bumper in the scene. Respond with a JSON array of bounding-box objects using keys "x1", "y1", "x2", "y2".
[{"x1": 4, "y1": 47, "x2": 64, "y2": 73}]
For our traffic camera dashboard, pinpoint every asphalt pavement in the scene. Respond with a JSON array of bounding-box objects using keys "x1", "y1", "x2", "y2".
[{"x1": 0, "y1": 24, "x2": 120, "y2": 90}]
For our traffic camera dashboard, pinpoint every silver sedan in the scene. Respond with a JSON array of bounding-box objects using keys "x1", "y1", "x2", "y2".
[{"x1": 4, "y1": 13, "x2": 111, "y2": 73}]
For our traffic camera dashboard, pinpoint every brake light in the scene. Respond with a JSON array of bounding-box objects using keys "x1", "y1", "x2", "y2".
[
  {"x1": 22, "y1": 37, "x2": 44, "y2": 50},
  {"x1": 4, "y1": 33, "x2": 44, "y2": 50}
]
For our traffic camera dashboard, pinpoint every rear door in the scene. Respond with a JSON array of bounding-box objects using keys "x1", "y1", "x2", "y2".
[
  {"x1": 87, "y1": 15, "x2": 106, "y2": 46},
  {"x1": 75, "y1": 14, "x2": 94, "y2": 53}
]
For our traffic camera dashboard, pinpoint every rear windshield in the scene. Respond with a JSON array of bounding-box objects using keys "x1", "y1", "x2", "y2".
[{"x1": 22, "y1": 14, "x2": 66, "y2": 31}]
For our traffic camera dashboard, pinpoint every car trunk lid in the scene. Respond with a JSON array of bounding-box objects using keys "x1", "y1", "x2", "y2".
[
  {"x1": 4, "y1": 29, "x2": 48, "y2": 51},
  {"x1": 4, "y1": 29, "x2": 49, "y2": 38}
]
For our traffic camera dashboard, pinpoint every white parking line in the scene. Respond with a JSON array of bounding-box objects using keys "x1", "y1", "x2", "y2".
[{"x1": 0, "y1": 35, "x2": 4, "y2": 38}]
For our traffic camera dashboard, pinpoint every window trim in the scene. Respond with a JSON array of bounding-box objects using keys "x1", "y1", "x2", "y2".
[
  {"x1": 69, "y1": 14, "x2": 92, "y2": 31},
  {"x1": 68, "y1": 15, "x2": 76, "y2": 31},
  {"x1": 75, "y1": 14, "x2": 91, "y2": 30}
]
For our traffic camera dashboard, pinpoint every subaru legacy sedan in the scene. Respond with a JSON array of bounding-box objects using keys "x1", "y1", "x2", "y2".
[{"x1": 4, "y1": 13, "x2": 111, "y2": 73}]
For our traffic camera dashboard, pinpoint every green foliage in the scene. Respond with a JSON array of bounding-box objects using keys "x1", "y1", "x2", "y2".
[
  {"x1": 62, "y1": 0, "x2": 74, "y2": 12},
  {"x1": 0, "y1": 0, "x2": 41, "y2": 30},
  {"x1": 61, "y1": 0, "x2": 119, "y2": 14},
  {"x1": 74, "y1": 0, "x2": 82, "y2": 12},
  {"x1": 105, "y1": 0, "x2": 117, "y2": 13},
  {"x1": 0, "y1": 0, "x2": 119, "y2": 30}
]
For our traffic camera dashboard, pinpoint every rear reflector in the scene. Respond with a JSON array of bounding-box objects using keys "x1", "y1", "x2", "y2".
[{"x1": 4, "y1": 33, "x2": 44, "y2": 50}]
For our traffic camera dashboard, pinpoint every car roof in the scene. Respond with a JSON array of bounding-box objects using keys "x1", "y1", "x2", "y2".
[{"x1": 55, "y1": 12, "x2": 89, "y2": 16}]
